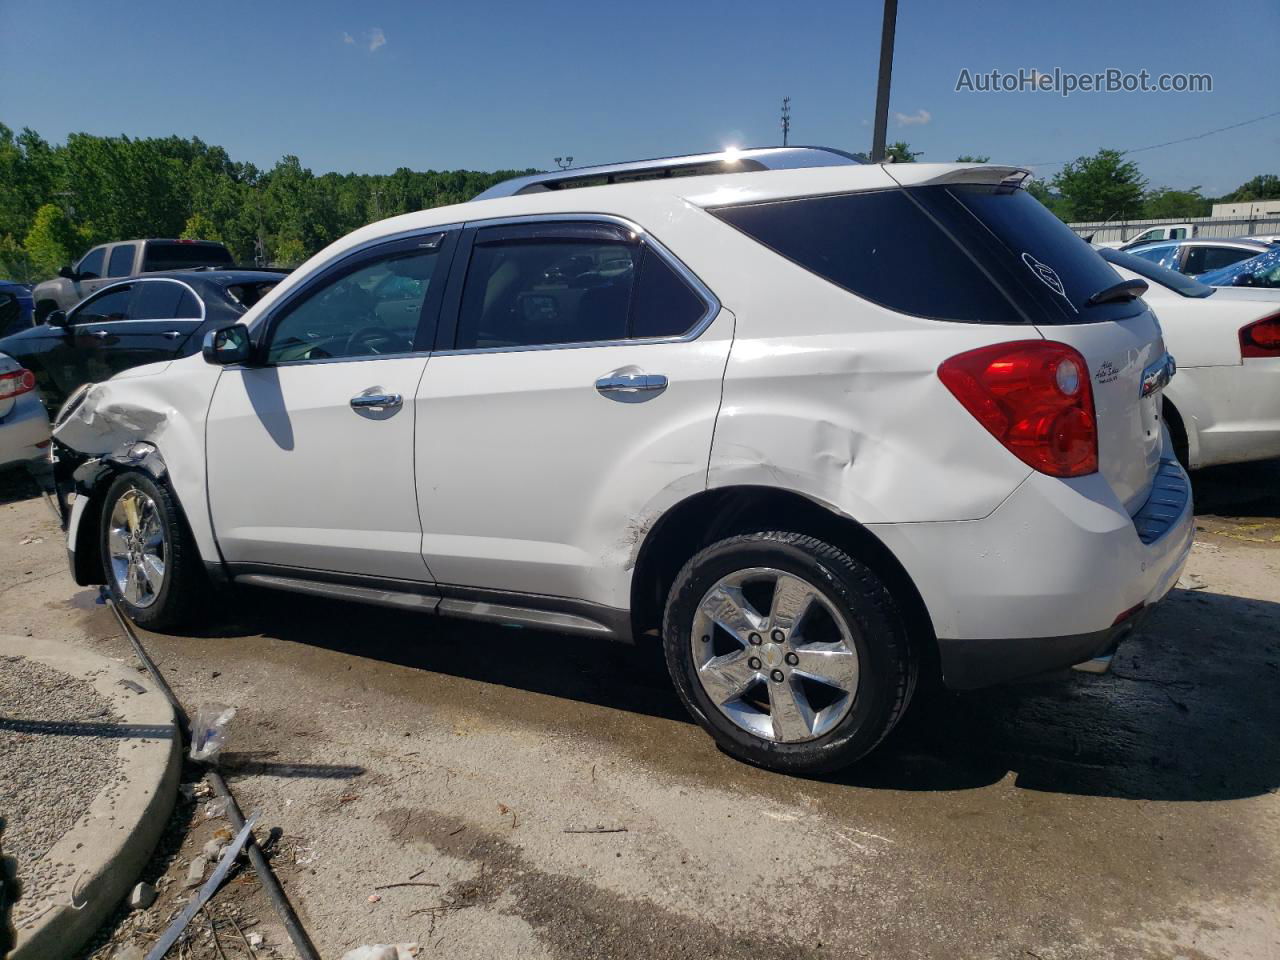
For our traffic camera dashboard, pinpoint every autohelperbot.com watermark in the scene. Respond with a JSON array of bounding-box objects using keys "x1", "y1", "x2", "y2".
[{"x1": 955, "y1": 67, "x2": 1212, "y2": 97}]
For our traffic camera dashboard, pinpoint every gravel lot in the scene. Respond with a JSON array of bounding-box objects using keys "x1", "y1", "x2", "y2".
[
  {"x1": 1, "y1": 462, "x2": 1278, "y2": 960},
  {"x1": 1, "y1": 654, "x2": 123, "y2": 929}
]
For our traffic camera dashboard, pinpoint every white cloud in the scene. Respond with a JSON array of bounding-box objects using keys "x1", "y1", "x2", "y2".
[
  {"x1": 342, "y1": 31, "x2": 354, "y2": 44},
  {"x1": 368, "y1": 27, "x2": 386, "y2": 52},
  {"x1": 893, "y1": 109, "x2": 932, "y2": 127}
]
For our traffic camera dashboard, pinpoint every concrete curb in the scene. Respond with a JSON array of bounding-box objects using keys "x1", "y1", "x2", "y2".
[{"x1": 3, "y1": 633, "x2": 180, "y2": 960}]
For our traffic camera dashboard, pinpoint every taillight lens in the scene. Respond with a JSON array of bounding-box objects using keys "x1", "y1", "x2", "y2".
[
  {"x1": 1240, "y1": 313, "x2": 1280, "y2": 359},
  {"x1": 0, "y1": 368, "x2": 36, "y2": 401},
  {"x1": 938, "y1": 340, "x2": 1098, "y2": 477}
]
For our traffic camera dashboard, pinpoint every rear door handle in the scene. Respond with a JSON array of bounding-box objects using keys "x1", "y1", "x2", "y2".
[
  {"x1": 162, "y1": 330, "x2": 183, "y2": 339},
  {"x1": 88, "y1": 329, "x2": 110, "y2": 339},
  {"x1": 350, "y1": 392, "x2": 403, "y2": 411},
  {"x1": 595, "y1": 372, "x2": 668, "y2": 402}
]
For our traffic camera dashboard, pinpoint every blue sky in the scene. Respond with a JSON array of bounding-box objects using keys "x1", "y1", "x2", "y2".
[{"x1": 2, "y1": 0, "x2": 1276, "y2": 195}]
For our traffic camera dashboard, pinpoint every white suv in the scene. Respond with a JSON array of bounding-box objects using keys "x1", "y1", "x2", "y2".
[{"x1": 51, "y1": 148, "x2": 1193, "y2": 774}]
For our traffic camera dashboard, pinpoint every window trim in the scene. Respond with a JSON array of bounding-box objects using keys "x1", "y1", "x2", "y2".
[
  {"x1": 432, "y1": 213, "x2": 720, "y2": 356},
  {"x1": 255, "y1": 229, "x2": 460, "y2": 367},
  {"x1": 68, "y1": 277, "x2": 207, "y2": 325}
]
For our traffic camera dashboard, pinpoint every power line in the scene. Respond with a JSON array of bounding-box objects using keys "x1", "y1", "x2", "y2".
[{"x1": 1022, "y1": 109, "x2": 1280, "y2": 169}]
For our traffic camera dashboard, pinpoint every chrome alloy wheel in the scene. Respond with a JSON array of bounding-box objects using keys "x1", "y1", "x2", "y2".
[
  {"x1": 107, "y1": 488, "x2": 166, "y2": 608},
  {"x1": 690, "y1": 567, "x2": 860, "y2": 743}
]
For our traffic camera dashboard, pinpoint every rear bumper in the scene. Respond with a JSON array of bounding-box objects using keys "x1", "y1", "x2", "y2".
[
  {"x1": 0, "y1": 393, "x2": 51, "y2": 468},
  {"x1": 870, "y1": 456, "x2": 1194, "y2": 690}
]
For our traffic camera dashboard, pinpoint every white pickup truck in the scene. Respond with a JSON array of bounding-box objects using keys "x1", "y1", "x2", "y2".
[{"x1": 1094, "y1": 223, "x2": 1195, "y2": 250}]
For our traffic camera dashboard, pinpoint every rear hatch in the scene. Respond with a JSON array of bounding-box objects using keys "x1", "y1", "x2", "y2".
[{"x1": 892, "y1": 169, "x2": 1166, "y2": 513}]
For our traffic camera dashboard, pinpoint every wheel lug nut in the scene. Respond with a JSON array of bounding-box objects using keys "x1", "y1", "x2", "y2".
[
  {"x1": 770, "y1": 669, "x2": 785, "y2": 683},
  {"x1": 771, "y1": 629, "x2": 785, "y2": 643},
  {"x1": 701, "y1": 634, "x2": 711, "y2": 643},
  {"x1": 748, "y1": 633, "x2": 762, "y2": 645},
  {"x1": 785, "y1": 652, "x2": 799, "y2": 666},
  {"x1": 748, "y1": 657, "x2": 762, "y2": 670}
]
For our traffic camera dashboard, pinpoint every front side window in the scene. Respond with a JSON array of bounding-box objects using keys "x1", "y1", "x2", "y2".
[
  {"x1": 107, "y1": 244, "x2": 137, "y2": 277},
  {"x1": 266, "y1": 244, "x2": 441, "y2": 363},
  {"x1": 454, "y1": 229, "x2": 707, "y2": 350},
  {"x1": 74, "y1": 286, "x2": 133, "y2": 323},
  {"x1": 77, "y1": 247, "x2": 106, "y2": 279}
]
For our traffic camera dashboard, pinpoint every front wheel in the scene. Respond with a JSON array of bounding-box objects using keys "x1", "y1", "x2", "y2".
[
  {"x1": 100, "y1": 471, "x2": 201, "y2": 630},
  {"x1": 663, "y1": 532, "x2": 916, "y2": 775}
]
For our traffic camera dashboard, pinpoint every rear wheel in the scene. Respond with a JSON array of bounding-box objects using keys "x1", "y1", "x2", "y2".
[
  {"x1": 663, "y1": 532, "x2": 916, "y2": 775},
  {"x1": 99, "y1": 472, "x2": 201, "y2": 630},
  {"x1": 1163, "y1": 399, "x2": 1189, "y2": 469}
]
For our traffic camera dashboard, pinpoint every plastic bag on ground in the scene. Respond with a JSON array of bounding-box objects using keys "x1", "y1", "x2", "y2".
[{"x1": 190, "y1": 703, "x2": 236, "y2": 762}]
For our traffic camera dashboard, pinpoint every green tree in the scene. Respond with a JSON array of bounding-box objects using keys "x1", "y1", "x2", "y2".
[
  {"x1": 1143, "y1": 186, "x2": 1210, "y2": 220},
  {"x1": 180, "y1": 212, "x2": 222, "y2": 243},
  {"x1": 884, "y1": 141, "x2": 921, "y2": 163},
  {"x1": 23, "y1": 203, "x2": 82, "y2": 276},
  {"x1": 1051, "y1": 149, "x2": 1147, "y2": 222},
  {"x1": 1221, "y1": 174, "x2": 1280, "y2": 203},
  {"x1": 955, "y1": 154, "x2": 990, "y2": 163},
  {"x1": 0, "y1": 234, "x2": 37, "y2": 283}
]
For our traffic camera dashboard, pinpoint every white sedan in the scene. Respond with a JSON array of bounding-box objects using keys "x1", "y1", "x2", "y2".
[
  {"x1": 0, "y1": 352, "x2": 50, "y2": 471},
  {"x1": 1100, "y1": 247, "x2": 1280, "y2": 469}
]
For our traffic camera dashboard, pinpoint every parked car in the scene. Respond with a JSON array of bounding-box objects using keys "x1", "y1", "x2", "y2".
[
  {"x1": 1127, "y1": 238, "x2": 1271, "y2": 276},
  {"x1": 0, "y1": 271, "x2": 283, "y2": 410},
  {"x1": 0, "y1": 352, "x2": 50, "y2": 471},
  {"x1": 1094, "y1": 223, "x2": 1195, "y2": 250},
  {"x1": 0, "y1": 281, "x2": 35, "y2": 338},
  {"x1": 50, "y1": 148, "x2": 1191, "y2": 775},
  {"x1": 31, "y1": 239, "x2": 234, "y2": 321},
  {"x1": 1197, "y1": 246, "x2": 1280, "y2": 289},
  {"x1": 1099, "y1": 247, "x2": 1280, "y2": 469}
]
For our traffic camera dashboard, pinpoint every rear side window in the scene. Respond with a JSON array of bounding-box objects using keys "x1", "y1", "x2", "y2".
[
  {"x1": 1185, "y1": 246, "x2": 1255, "y2": 274},
  {"x1": 713, "y1": 190, "x2": 1024, "y2": 324},
  {"x1": 714, "y1": 185, "x2": 1142, "y2": 325},
  {"x1": 107, "y1": 244, "x2": 137, "y2": 277},
  {"x1": 631, "y1": 249, "x2": 707, "y2": 338},
  {"x1": 143, "y1": 242, "x2": 233, "y2": 272},
  {"x1": 133, "y1": 282, "x2": 202, "y2": 319}
]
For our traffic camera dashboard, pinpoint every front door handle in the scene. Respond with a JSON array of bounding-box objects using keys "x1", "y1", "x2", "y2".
[
  {"x1": 162, "y1": 330, "x2": 183, "y2": 339},
  {"x1": 349, "y1": 392, "x2": 403, "y2": 411},
  {"x1": 88, "y1": 329, "x2": 110, "y2": 339},
  {"x1": 595, "y1": 372, "x2": 668, "y2": 403}
]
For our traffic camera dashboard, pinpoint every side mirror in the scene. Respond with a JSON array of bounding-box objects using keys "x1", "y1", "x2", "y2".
[
  {"x1": 46, "y1": 310, "x2": 68, "y2": 328},
  {"x1": 58, "y1": 266, "x2": 78, "y2": 280},
  {"x1": 202, "y1": 324, "x2": 254, "y2": 365}
]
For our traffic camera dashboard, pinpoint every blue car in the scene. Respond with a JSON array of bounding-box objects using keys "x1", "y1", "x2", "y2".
[
  {"x1": 0, "y1": 281, "x2": 34, "y2": 338},
  {"x1": 1198, "y1": 246, "x2": 1280, "y2": 289},
  {"x1": 1127, "y1": 238, "x2": 1272, "y2": 276}
]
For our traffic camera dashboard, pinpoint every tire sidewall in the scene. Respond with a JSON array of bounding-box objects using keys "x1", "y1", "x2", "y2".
[
  {"x1": 100, "y1": 471, "x2": 182, "y2": 626},
  {"x1": 664, "y1": 535, "x2": 906, "y2": 774}
]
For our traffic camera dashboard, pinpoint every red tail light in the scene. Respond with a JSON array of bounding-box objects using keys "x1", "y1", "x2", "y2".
[
  {"x1": 0, "y1": 368, "x2": 36, "y2": 401},
  {"x1": 938, "y1": 340, "x2": 1098, "y2": 477},
  {"x1": 1240, "y1": 313, "x2": 1280, "y2": 359}
]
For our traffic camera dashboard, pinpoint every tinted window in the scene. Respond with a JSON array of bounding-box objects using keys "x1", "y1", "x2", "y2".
[
  {"x1": 226, "y1": 281, "x2": 278, "y2": 309},
  {"x1": 1198, "y1": 247, "x2": 1280, "y2": 289},
  {"x1": 1129, "y1": 243, "x2": 1179, "y2": 269},
  {"x1": 266, "y1": 246, "x2": 440, "y2": 363},
  {"x1": 75, "y1": 286, "x2": 133, "y2": 323},
  {"x1": 1098, "y1": 247, "x2": 1213, "y2": 299},
  {"x1": 631, "y1": 249, "x2": 707, "y2": 338},
  {"x1": 107, "y1": 244, "x2": 137, "y2": 277},
  {"x1": 1185, "y1": 246, "x2": 1257, "y2": 274},
  {"x1": 142, "y1": 242, "x2": 233, "y2": 272},
  {"x1": 133, "y1": 281, "x2": 202, "y2": 319},
  {"x1": 456, "y1": 238, "x2": 638, "y2": 349},
  {"x1": 77, "y1": 247, "x2": 106, "y2": 279},
  {"x1": 713, "y1": 189, "x2": 1024, "y2": 325}
]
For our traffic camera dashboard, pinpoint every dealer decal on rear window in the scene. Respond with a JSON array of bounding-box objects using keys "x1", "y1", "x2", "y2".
[{"x1": 1021, "y1": 252, "x2": 1078, "y2": 313}]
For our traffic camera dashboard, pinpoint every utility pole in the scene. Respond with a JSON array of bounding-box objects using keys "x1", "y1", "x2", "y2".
[
  {"x1": 554, "y1": 156, "x2": 574, "y2": 170},
  {"x1": 870, "y1": 0, "x2": 898, "y2": 163},
  {"x1": 781, "y1": 97, "x2": 792, "y2": 147}
]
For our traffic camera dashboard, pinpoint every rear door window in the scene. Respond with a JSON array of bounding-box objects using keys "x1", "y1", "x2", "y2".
[
  {"x1": 107, "y1": 244, "x2": 137, "y2": 277},
  {"x1": 1185, "y1": 246, "x2": 1256, "y2": 274},
  {"x1": 132, "y1": 281, "x2": 202, "y2": 319}
]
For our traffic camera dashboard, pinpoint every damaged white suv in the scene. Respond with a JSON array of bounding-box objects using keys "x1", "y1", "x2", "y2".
[{"x1": 52, "y1": 148, "x2": 1193, "y2": 774}]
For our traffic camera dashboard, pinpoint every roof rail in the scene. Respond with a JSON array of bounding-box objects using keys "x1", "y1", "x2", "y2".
[{"x1": 473, "y1": 146, "x2": 867, "y2": 201}]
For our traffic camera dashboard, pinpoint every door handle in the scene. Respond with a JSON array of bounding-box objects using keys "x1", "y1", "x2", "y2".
[
  {"x1": 350, "y1": 392, "x2": 403, "y2": 411},
  {"x1": 162, "y1": 330, "x2": 183, "y2": 339},
  {"x1": 88, "y1": 329, "x2": 110, "y2": 339},
  {"x1": 595, "y1": 372, "x2": 668, "y2": 402}
]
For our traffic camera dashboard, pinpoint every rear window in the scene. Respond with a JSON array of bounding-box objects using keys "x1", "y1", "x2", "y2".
[
  {"x1": 143, "y1": 242, "x2": 233, "y2": 272},
  {"x1": 713, "y1": 184, "x2": 1143, "y2": 325},
  {"x1": 225, "y1": 281, "x2": 279, "y2": 309}
]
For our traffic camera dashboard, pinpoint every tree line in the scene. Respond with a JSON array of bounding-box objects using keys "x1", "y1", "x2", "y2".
[
  {"x1": 0, "y1": 123, "x2": 534, "y2": 282},
  {"x1": 3, "y1": 123, "x2": 1277, "y2": 284}
]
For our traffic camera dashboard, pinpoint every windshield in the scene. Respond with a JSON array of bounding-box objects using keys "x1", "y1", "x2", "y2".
[
  {"x1": 1098, "y1": 247, "x2": 1213, "y2": 298},
  {"x1": 1197, "y1": 247, "x2": 1280, "y2": 289}
]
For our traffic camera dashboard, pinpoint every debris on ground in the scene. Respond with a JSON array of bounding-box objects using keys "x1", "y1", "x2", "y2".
[
  {"x1": 127, "y1": 881, "x2": 157, "y2": 911},
  {"x1": 339, "y1": 944, "x2": 420, "y2": 960},
  {"x1": 190, "y1": 703, "x2": 237, "y2": 762},
  {"x1": 183, "y1": 855, "x2": 208, "y2": 889}
]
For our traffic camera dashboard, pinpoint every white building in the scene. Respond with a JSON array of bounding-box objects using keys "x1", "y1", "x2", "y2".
[{"x1": 1211, "y1": 199, "x2": 1280, "y2": 218}]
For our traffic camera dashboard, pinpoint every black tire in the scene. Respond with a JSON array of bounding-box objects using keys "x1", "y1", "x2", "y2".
[
  {"x1": 99, "y1": 471, "x2": 202, "y2": 630},
  {"x1": 663, "y1": 531, "x2": 916, "y2": 775},
  {"x1": 1163, "y1": 400, "x2": 1190, "y2": 470}
]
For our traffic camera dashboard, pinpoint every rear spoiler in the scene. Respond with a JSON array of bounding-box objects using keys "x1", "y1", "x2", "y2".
[{"x1": 884, "y1": 163, "x2": 1032, "y2": 189}]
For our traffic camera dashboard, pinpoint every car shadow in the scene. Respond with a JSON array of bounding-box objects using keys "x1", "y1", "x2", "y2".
[
  {"x1": 180, "y1": 577, "x2": 1280, "y2": 804},
  {"x1": 1190, "y1": 456, "x2": 1280, "y2": 519}
]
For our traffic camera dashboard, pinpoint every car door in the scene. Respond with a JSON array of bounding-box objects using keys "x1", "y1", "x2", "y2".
[
  {"x1": 55, "y1": 283, "x2": 136, "y2": 393},
  {"x1": 205, "y1": 230, "x2": 457, "y2": 580},
  {"x1": 71, "y1": 246, "x2": 109, "y2": 301},
  {"x1": 102, "y1": 278, "x2": 208, "y2": 374},
  {"x1": 414, "y1": 218, "x2": 732, "y2": 606}
]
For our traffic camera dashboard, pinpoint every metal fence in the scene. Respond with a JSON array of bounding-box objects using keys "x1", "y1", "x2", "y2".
[{"x1": 1069, "y1": 215, "x2": 1280, "y2": 244}]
